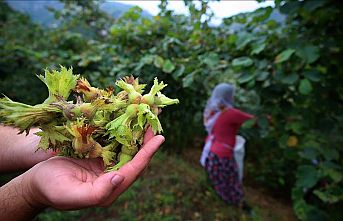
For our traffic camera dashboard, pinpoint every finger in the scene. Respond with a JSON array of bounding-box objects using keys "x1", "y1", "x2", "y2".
[
  {"x1": 90, "y1": 172, "x2": 125, "y2": 205},
  {"x1": 102, "y1": 135, "x2": 164, "y2": 205},
  {"x1": 143, "y1": 126, "x2": 154, "y2": 145},
  {"x1": 129, "y1": 135, "x2": 164, "y2": 173},
  {"x1": 119, "y1": 135, "x2": 164, "y2": 184}
]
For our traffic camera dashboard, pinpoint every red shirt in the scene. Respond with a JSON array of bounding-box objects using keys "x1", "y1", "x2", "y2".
[{"x1": 209, "y1": 108, "x2": 253, "y2": 159}]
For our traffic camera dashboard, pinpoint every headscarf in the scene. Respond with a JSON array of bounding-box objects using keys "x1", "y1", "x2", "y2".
[{"x1": 203, "y1": 83, "x2": 235, "y2": 134}]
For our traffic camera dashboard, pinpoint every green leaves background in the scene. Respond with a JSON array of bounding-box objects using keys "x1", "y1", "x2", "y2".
[{"x1": 0, "y1": 0, "x2": 342, "y2": 220}]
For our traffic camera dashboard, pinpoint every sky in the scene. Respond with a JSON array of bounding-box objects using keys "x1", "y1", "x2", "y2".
[{"x1": 114, "y1": 0, "x2": 275, "y2": 25}]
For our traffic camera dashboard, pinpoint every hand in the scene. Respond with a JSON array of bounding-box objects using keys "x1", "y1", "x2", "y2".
[{"x1": 22, "y1": 127, "x2": 164, "y2": 210}]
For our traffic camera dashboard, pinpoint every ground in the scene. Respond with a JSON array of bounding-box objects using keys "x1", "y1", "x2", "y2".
[{"x1": 34, "y1": 147, "x2": 297, "y2": 221}]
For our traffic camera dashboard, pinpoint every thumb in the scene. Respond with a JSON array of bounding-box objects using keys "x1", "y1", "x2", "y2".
[{"x1": 92, "y1": 172, "x2": 125, "y2": 204}]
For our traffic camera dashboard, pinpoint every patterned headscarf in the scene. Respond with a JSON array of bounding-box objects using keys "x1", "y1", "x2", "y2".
[{"x1": 203, "y1": 83, "x2": 235, "y2": 133}]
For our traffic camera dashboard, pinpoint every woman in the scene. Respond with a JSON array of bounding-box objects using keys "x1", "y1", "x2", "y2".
[{"x1": 200, "y1": 83, "x2": 253, "y2": 207}]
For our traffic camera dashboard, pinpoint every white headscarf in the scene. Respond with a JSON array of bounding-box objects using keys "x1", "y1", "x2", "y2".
[{"x1": 203, "y1": 83, "x2": 235, "y2": 134}]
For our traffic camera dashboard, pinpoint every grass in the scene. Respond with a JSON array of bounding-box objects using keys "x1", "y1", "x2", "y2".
[{"x1": 31, "y1": 148, "x2": 296, "y2": 221}]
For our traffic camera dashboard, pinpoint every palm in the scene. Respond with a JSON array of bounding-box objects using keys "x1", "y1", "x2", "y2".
[
  {"x1": 32, "y1": 157, "x2": 108, "y2": 209},
  {"x1": 28, "y1": 127, "x2": 165, "y2": 210}
]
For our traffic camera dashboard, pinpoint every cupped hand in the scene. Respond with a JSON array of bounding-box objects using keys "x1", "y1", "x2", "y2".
[{"x1": 22, "y1": 127, "x2": 164, "y2": 210}]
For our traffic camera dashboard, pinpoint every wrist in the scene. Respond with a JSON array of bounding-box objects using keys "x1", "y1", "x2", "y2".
[
  {"x1": 18, "y1": 168, "x2": 47, "y2": 211},
  {"x1": 0, "y1": 171, "x2": 45, "y2": 221}
]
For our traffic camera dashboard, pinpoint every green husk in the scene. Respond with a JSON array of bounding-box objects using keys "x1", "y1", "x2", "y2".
[{"x1": 0, "y1": 66, "x2": 179, "y2": 171}]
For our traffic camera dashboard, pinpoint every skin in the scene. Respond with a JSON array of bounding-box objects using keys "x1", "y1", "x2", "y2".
[
  {"x1": 0, "y1": 126, "x2": 56, "y2": 172},
  {"x1": 0, "y1": 125, "x2": 164, "y2": 221}
]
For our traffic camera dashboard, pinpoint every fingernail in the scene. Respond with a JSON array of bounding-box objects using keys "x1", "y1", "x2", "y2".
[{"x1": 111, "y1": 175, "x2": 124, "y2": 186}]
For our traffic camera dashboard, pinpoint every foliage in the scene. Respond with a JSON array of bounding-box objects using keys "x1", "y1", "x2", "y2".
[
  {"x1": 0, "y1": 0, "x2": 342, "y2": 220},
  {"x1": 232, "y1": 1, "x2": 343, "y2": 220}
]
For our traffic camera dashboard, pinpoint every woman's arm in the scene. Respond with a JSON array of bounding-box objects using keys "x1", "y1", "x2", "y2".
[{"x1": 0, "y1": 125, "x2": 55, "y2": 172}]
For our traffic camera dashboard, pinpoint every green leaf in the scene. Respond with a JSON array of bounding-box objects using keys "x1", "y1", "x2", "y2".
[
  {"x1": 122, "y1": 6, "x2": 142, "y2": 21},
  {"x1": 246, "y1": 80, "x2": 256, "y2": 89},
  {"x1": 154, "y1": 56, "x2": 164, "y2": 68},
  {"x1": 203, "y1": 53, "x2": 219, "y2": 68},
  {"x1": 256, "y1": 71, "x2": 269, "y2": 81},
  {"x1": 182, "y1": 73, "x2": 195, "y2": 88},
  {"x1": 109, "y1": 25, "x2": 124, "y2": 37},
  {"x1": 296, "y1": 165, "x2": 319, "y2": 189},
  {"x1": 252, "y1": 6, "x2": 273, "y2": 23},
  {"x1": 281, "y1": 73, "x2": 299, "y2": 85},
  {"x1": 286, "y1": 122, "x2": 303, "y2": 134},
  {"x1": 242, "y1": 118, "x2": 256, "y2": 129},
  {"x1": 304, "y1": 70, "x2": 322, "y2": 82},
  {"x1": 162, "y1": 59, "x2": 175, "y2": 73},
  {"x1": 266, "y1": 20, "x2": 278, "y2": 29},
  {"x1": 37, "y1": 66, "x2": 79, "y2": 104},
  {"x1": 235, "y1": 32, "x2": 254, "y2": 50},
  {"x1": 296, "y1": 45, "x2": 320, "y2": 64},
  {"x1": 238, "y1": 73, "x2": 255, "y2": 84},
  {"x1": 172, "y1": 65, "x2": 185, "y2": 80},
  {"x1": 292, "y1": 189, "x2": 314, "y2": 221},
  {"x1": 135, "y1": 55, "x2": 154, "y2": 71},
  {"x1": 314, "y1": 187, "x2": 343, "y2": 204},
  {"x1": 227, "y1": 34, "x2": 237, "y2": 45},
  {"x1": 299, "y1": 79, "x2": 313, "y2": 95},
  {"x1": 275, "y1": 49, "x2": 295, "y2": 63},
  {"x1": 251, "y1": 42, "x2": 266, "y2": 55},
  {"x1": 324, "y1": 169, "x2": 343, "y2": 183},
  {"x1": 35, "y1": 125, "x2": 70, "y2": 150},
  {"x1": 141, "y1": 54, "x2": 154, "y2": 65},
  {"x1": 232, "y1": 57, "x2": 254, "y2": 67}
]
